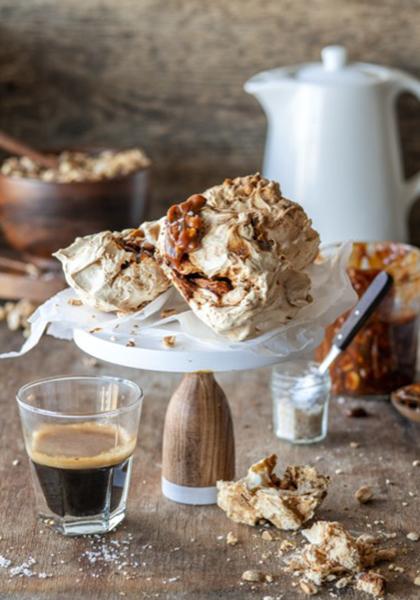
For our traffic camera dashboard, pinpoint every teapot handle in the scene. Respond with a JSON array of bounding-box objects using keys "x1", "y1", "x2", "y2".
[{"x1": 390, "y1": 73, "x2": 420, "y2": 209}]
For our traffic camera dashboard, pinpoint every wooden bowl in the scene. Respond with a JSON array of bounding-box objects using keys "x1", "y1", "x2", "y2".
[
  {"x1": 391, "y1": 383, "x2": 420, "y2": 423},
  {"x1": 0, "y1": 150, "x2": 150, "y2": 266}
]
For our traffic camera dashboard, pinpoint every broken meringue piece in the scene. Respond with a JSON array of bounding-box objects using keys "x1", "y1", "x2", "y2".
[
  {"x1": 285, "y1": 521, "x2": 396, "y2": 597},
  {"x1": 217, "y1": 455, "x2": 329, "y2": 530},
  {"x1": 54, "y1": 223, "x2": 170, "y2": 313},
  {"x1": 356, "y1": 571, "x2": 386, "y2": 598},
  {"x1": 157, "y1": 173, "x2": 320, "y2": 341}
]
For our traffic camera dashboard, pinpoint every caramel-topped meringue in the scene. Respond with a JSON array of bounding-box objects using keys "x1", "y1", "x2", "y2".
[
  {"x1": 157, "y1": 174, "x2": 320, "y2": 340},
  {"x1": 54, "y1": 224, "x2": 170, "y2": 313}
]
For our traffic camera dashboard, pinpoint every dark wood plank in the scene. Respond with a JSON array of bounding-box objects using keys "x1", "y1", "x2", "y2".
[
  {"x1": 0, "y1": 326, "x2": 419, "y2": 598},
  {"x1": 0, "y1": 0, "x2": 419, "y2": 235}
]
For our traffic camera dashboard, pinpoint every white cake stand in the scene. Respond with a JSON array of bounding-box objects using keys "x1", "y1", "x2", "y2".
[{"x1": 73, "y1": 327, "x2": 280, "y2": 506}]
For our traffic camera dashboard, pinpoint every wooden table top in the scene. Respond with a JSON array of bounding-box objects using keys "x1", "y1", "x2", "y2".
[{"x1": 0, "y1": 325, "x2": 419, "y2": 599}]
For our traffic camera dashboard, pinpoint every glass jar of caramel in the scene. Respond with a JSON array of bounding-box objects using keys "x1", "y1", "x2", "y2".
[{"x1": 316, "y1": 242, "x2": 420, "y2": 398}]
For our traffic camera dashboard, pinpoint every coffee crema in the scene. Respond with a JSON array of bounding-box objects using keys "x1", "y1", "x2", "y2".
[{"x1": 28, "y1": 422, "x2": 135, "y2": 469}]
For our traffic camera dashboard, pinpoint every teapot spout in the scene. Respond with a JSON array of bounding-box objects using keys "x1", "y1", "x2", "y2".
[{"x1": 244, "y1": 70, "x2": 291, "y2": 117}]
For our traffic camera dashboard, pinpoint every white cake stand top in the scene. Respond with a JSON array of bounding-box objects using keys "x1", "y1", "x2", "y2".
[{"x1": 73, "y1": 328, "x2": 280, "y2": 373}]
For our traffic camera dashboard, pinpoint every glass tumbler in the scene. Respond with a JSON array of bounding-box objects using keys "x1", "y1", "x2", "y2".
[{"x1": 16, "y1": 376, "x2": 143, "y2": 536}]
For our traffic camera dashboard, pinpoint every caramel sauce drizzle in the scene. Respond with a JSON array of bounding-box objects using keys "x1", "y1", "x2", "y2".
[{"x1": 165, "y1": 194, "x2": 207, "y2": 267}]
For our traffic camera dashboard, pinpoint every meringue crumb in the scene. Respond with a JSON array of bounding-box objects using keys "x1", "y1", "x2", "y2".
[
  {"x1": 226, "y1": 532, "x2": 238, "y2": 546},
  {"x1": 241, "y1": 570, "x2": 264, "y2": 582},
  {"x1": 163, "y1": 335, "x2": 176, "y2": 348},
  {"x1": 261, "y1": 531, "x2": 274, "y2": 541},
  {"x1": 406, "y1": 532, "x2": 419, "y2": 542},
  {"x1": 68, "y1": 298, "x2": 83, "y2": 306},
  {"x1": 355, "y1": 485, "x2": 374, "y2": 504}
]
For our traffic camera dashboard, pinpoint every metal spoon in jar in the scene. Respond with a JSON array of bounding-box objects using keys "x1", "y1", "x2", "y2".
[{"x1": 318, "y1": 271, "x2": 393, "y2": 375}]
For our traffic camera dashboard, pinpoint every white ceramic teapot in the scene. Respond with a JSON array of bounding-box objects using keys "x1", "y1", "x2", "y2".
[{"x1": 245, "y1": 45, "x2": 420, "y2": 243}]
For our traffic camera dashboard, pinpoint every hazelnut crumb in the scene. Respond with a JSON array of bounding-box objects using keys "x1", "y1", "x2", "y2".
[
  {"x1": 279, "y1": 539, "x2": 295, "y2": 553},
  {"x1": 226, "y1": 532, "x2": 238, "y2": 546},
  {"x1": 412, "y1": 460, "x2": 420, "y2": 467},
  {"x1": 68, "y1": 298, "x2": 83, "y2": 306},
  {"x1": 406, "y1": 532, "x2": 419, "y2": 542},
  {"x1": 261, "y1": 530, "x2": 274, "y2": 541},
  {"x1": 355, "y1": 485, "x2": 374, "y2": 504},
  {"x1": 241, "y1": 569, "x2": 264, "y2": 582},
  {"x1": 160, "y1": 308, "x2": 177, "y2": 318},
  {"x1": 163, "y1": 335, "x2": 176, "y2": 348},
  {"x1": 265, "y1": 574, "x2": 273, "y2": 583},
  {"x1": 299, "y1": 579, "x2": 318, "y2": 595},
  {"x1": 349, "y1": 441, "x2": 360, "y2": 448},
  {"x1": 12, "y1": 459, "x2": 20, "y2": 466},
  {"x1": 414, "y1": 575, "x2": 420, "y2": 586}
]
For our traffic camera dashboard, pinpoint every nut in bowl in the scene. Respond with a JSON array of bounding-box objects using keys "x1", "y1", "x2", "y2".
[{"x1": 0, "y1": 148, "x2": 151, "y2": 266}]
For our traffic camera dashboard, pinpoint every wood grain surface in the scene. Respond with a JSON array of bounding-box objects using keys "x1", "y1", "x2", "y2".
[
  {"x1": 162, "y1": 372, "x2": 235, "y2": 487},
  {"x1": 0, "y1": 0, "x2": 419, "y2": 239},
  {"x1": 0, "y1": 326, "x2": 419, "y2": 599}
]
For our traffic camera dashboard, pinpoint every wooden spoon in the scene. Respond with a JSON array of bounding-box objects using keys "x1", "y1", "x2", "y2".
[{"x1": 0, "y1": 131, "x2": 58, "y2": 169}]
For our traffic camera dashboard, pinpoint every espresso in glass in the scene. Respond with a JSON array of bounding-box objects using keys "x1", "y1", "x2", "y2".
[
  {"x1": 17, "y1": 376, "x2": 143, "y2": 536},
  {"x1": 29, "y1": 422, "x2": 135, "y2": 518}
]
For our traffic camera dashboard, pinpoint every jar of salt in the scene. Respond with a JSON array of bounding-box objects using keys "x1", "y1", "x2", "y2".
[{"x1": 271, "y1": 360, "x2": 330, "y2": 444}]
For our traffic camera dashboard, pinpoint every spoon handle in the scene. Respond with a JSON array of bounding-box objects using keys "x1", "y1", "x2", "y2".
[
  {"x1": 319, "y1": 271, "x2": 393, "y2": 374},
  {"x1": 0, "y1": 131, "x2": 58, "y2": 169},
  {"x1": 334, "y1": 271, "x2": 393, "y2": 350}
]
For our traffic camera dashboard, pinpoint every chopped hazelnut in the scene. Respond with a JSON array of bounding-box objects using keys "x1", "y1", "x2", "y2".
[
  {"x1": 406, "y1": 532, "x2": 419, "y2": 542},
  {"x1": 163, "y1": 335, "x2": 176, "y2": 348},
  {"x1": 241, "y1": 570, "x2": 264, "y2": 582},
  {"x1": 355, "y1": 485, "x2": 374, "y2": 504},
  {"x1": 226, "y1": 532, "x2": 238, "y2": 546},
  {"x1": 68, "y1": 298, "x2": 83, "y2": 306},
  {"x1": 299, "y1": 579, "x2": 318, "y2": 595},
  {"x1": 279, "y1": 539, "x2": 296, "y2": 553},
  {"x1": 261, "y1": 531, "x2": 274, "y2": 541}
]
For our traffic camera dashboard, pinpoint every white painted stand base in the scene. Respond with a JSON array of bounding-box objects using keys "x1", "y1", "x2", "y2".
[{"x1": 161, "y1": 477, "x2": 218, "y2": 505}]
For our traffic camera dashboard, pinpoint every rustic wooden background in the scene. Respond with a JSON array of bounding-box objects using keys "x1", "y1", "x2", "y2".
[{"x1": 0, "y1": 0, "x2": 419, "y2": 240}]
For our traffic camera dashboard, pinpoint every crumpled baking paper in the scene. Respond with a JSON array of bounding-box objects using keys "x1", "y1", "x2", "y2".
[{"x1": 0, "y1": 243, "x2": 357, "y2": 361}]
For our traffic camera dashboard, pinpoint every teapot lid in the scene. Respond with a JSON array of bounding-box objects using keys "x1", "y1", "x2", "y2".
[{"x1": 295, "y1": 46, "x2": 381, "y2": 85}]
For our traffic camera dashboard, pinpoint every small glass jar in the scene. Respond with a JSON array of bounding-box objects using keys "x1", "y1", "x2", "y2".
[{"x1": 271, "y1": 360, "x2": 330, "y2": 444}]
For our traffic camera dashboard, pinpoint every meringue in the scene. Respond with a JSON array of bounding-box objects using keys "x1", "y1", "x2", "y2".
[
  {"x1": 217, "y1": 455, "x2": 329, "y2": 530},
  {"x1": 157, "y1": 173, "x2": 320, "y2": 340},
  {"x1": 54, "y1": 224, "x2": 170, "y2": 313}
]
